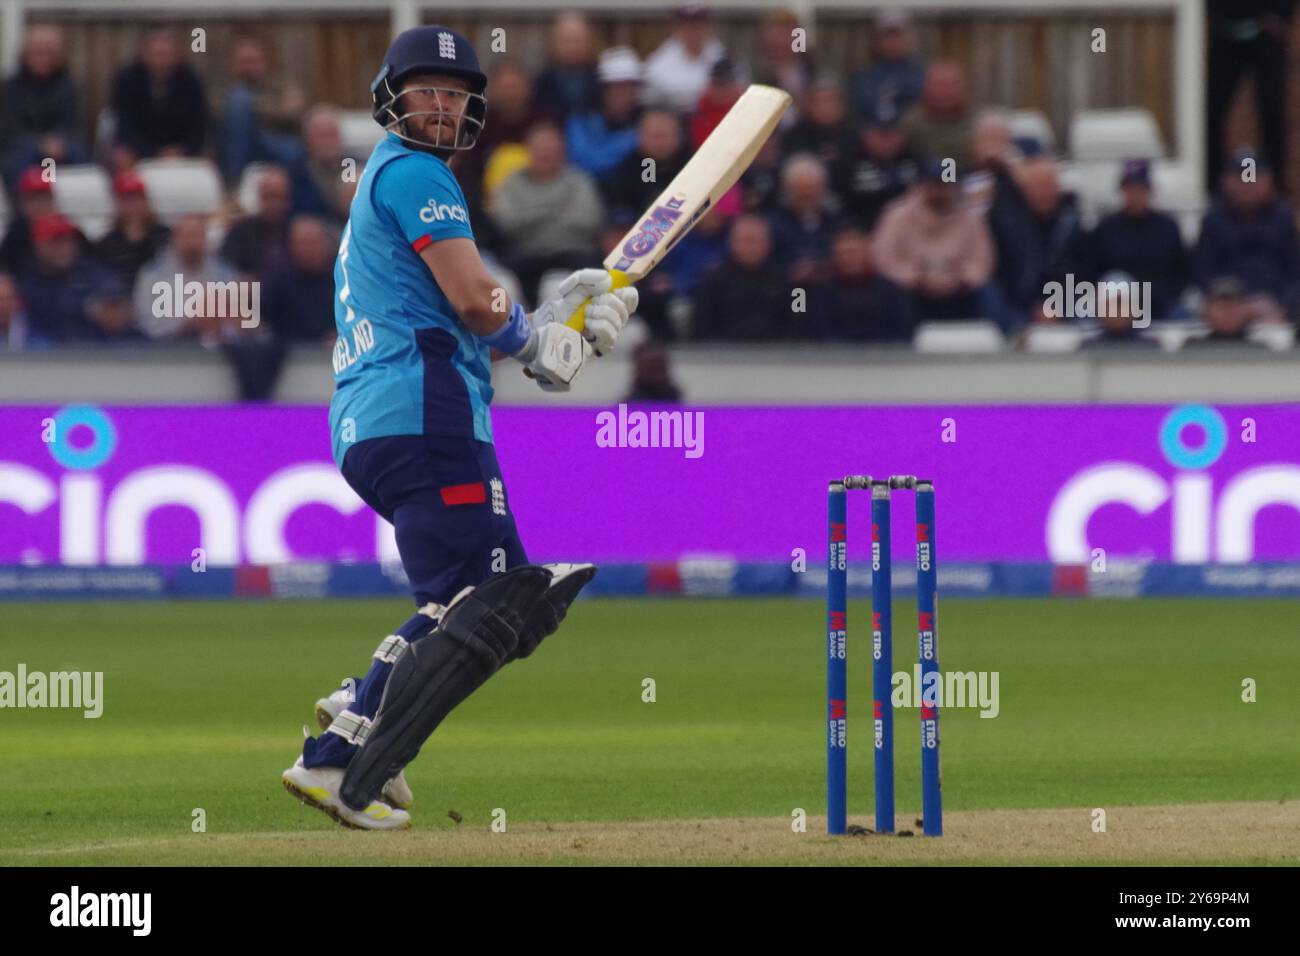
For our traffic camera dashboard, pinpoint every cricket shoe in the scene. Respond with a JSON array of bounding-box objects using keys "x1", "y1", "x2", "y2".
[
  {"x1": 313, "y1": 683, "x2": 415, "y2": 810},
  {"x1": 281, "y1": 757, "x2": 411, "y2": 831}
]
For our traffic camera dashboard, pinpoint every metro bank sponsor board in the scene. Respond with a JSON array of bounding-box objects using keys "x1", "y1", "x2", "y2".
[{"x1": 0, "y1": 405, "x2": 1297, "y2": 565}]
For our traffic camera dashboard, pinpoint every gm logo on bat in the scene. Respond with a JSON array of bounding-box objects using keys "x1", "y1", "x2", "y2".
[{"x1": 618, "y1": 196, "x2": 687, "y2": 262}]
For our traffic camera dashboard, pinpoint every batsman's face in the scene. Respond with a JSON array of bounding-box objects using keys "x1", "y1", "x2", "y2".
[{"x1": 399, "y1": 73, "x2": 471, "y2": 147}]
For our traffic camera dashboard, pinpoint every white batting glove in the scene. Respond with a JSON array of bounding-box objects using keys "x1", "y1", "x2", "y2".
[
  {"x1": 524, "y1": 322, "x2": 591, "y2": 392},
  {"x1": 583, "y1": 286, "x2": 638, "y2": 356},
  {"x1": 531, "y1": 268, "x2": 612, "y2": 330}
]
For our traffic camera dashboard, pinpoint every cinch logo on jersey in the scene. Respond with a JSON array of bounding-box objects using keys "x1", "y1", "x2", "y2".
[
  {"x1": 418, "y1": 200, "x2": 469, "y2": 224},
  {"x1": 50, "y1": 886, "x2": 151, "y2": 936}
]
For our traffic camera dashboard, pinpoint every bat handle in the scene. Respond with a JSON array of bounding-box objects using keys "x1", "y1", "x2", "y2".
[
  {"x1": 563, "y1": 269, "x2": 631, "y2": 332},
  {"x1": 523, "y1": 269, "x2": 630, "y2": 379}
]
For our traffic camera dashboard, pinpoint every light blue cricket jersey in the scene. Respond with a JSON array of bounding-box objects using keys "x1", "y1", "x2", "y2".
[{"x1": 328, "y1": 132, "x2": 493, "y2": 467}]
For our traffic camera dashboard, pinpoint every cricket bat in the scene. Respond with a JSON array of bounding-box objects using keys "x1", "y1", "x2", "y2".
[{"x1": 562, "y1": 83, "x2": 792, "y2": 332}]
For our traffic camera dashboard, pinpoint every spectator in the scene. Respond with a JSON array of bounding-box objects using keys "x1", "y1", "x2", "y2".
[
  {"x1": 1079, "y1": 271, "x2": 1163, "y2": 349},
  {"x1": 767, "y1": 153, "x2": 843, "y2": 286},
  {"x1": 0, "y1": 273, "x2": 45, "y2": 350},
  {"x1": 753, "y1": 9, "x2": 814, "y2": 126},
  {"x1": 643, "y1": 6, "x2": 725, "y2": 114},
  {"x1": 1206, "y1": 1, "x2": 1294, "y2": 192},
  {"x1": 1184, "y1": 277, "x2": 1272, "y2": 347},
  {"x1": 260, "y1": 216, "x2": 338, "y2": 343},
  {"x1": 990, "y1": 156, "x2": 1092, "y2": 330},
  {"x1": 0, "y1": 166, "x2": 57, "y2": 275},
  {"x1": 833, "y1": 101, "x2": 920, "y2": 232},
  {"x1": 490, "y1": 121, "x2": 604, "y2": 302},
  {"x1": 901, "y1": 62, "x2": 974, "y2": 172},
  {"x1": 807, "y1": 226, "x2": 909, "y2": 341},
  {"x1": 692, "y1": 213, "x2": 791, "y2": 339},
  {"x1": 624, "y1": 341, "x2": 683, "y2": 403},
  {"x1": 566, "y1": 48, "x2": 644, "y2": 183},
  {"x1": 93, "y1": 170, "x2": 171, "y2": 286},
  {"x1": 740, "y1": 131, "x2": 785, "y2": 213},
  {"x1": 217, "y1": 34, "x2": 307, "y2": 184},
  {"x1": 110, "y1": 27, "x2": 208, "y2": 162},
  {"x1": 533, "y1": 13, "x2": 599, "y2": 119},
  {"x1": 133, "y1": 214, "x2": 241, "y2": 342},
  {"x1": 602, "y1": 110, "x2": 688, "y2": 221},
  {"x1": 290, "y1": 106, "x2": 353, "y2": 224},
  {"x1": 1089, "y1": 160, "x2": 1189, "y2": 322},
  {"x1": 16, "y1": 214, "x2": 118, "y2": 342},
  {"x1": 0, "y1": 24, "x2": 85, "y2": 184},
  {"x1": 965, "y1": 110, "x2": 1020, "y2": 214},
  {"x1": 850, "y1": 11, "x2": 926, "y2": 122},
  {"x1": 457, "y1": 61, "x2": 537, "y2": 249},
  {"x1": 873, "y1": 161, "x2": 994, "y2": 323},
  {"x1": 80, "y1": 281, "x2": 146, "y2": 344},
  {"x1": 220, "y1": 165, "x2": 293, "y2": 277},
  {"x1": 1194, "y1": 151, "x2": 1300, "y2": 322},
  {"x1": 785, "y1": 76, "x2": 853, "y2": 171},
  {"x1": 691, "y1": 58, "x2": 744, "y2": 149}
]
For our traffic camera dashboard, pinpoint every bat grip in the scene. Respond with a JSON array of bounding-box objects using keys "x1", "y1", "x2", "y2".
[{"x1": 523, "y1": 270, "x2": 630, "y2": 379}]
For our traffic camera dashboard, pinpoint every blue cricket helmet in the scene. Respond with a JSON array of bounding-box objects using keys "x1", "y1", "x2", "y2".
[{"x1": 370, "y1": 25, "x2": 488, "y2": 155}]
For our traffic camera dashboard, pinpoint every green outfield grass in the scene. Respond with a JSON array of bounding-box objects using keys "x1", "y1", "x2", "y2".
[{"x1": 1, "y1": 597, "x2": 1297, "y2": 865}]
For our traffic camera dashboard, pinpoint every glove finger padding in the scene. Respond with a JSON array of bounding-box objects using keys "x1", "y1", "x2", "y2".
[
  {"x1": 583, "y1": 288, "x2": 637, "y2": 355},
  {"x1": 557, "y1": 268, "x2": 613, "y2": 318}
]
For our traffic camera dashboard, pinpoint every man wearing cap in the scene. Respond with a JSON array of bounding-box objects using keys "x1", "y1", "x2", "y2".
[
  {"x1": 565, "y1": 47, "x2": 644, "y2": 182},
  {"x1": 15, "y1": 213, "x2": 119, "y2": 341},
  {"x1": 850, "y1": 11, "x2": 927, "y2": 123},
  {"x1": 1194, "y1": 150, "x2": 1300, "y2": 325},
  {"x1": 831, "y1": 99, "x2": 921, "y2": 231},
  {"x1": 93, "y1": 171, "x2": 171, "y2": 286},
  {"x1": 873, "y1": 159, "x2": 994, "y2": 324},
  {"x1": 643, "y1": 6, "x2": 725, "y2": 114},
  {"x1": 691, "y1": 57, "x2": 743, "y2": 148},
  {"x1": 0, "y1": 166, "x2": 59, "y2": 275},
  {"x1": 1088, "y1": 159, "x2": 1189, "y2": 322}
]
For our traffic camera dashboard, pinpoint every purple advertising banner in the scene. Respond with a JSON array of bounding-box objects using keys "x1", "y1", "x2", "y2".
[{"x1": 1, "y1": 404, "x2": 1298, "y2": 566}]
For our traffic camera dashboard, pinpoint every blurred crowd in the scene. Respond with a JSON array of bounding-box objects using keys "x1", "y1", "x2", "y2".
[{"x1": 1, "y1": 7, "x2": 1297, "y2": 375}]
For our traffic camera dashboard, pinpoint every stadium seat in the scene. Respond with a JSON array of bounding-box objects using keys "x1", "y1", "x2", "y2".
[
  {"x1": 1059, "y1": 160, "x2": 1120, "y2": 226},
  {"x1": 134, "y1": 158, "x2": 225, "y2": 223},
  {"x1": 51, "y1": 164, "x2": 115, "y2": 241},
  {"x1": 339, "y1": 109, "x2": 385, "y2": 157},
  {"x1": 1023, "y1": 324, "x2": 1084, "y2": 353},
  {"x1": 1069, "y1": 108, "x2": 1165, "y2": 162},
  {"x1": 1149, "y1": 321, "x2": 1201, "y2": 351},
  {"x1": 1150, "y1": 161, "x2": 1204, "y2": 243},
  {"x1": 236, "y1": 161, "x2": 273, "y2": 214},
  {"x1": 1248, "y1": 323, "x2": 1297, "y2": 351},
  {"x1": 913, "y1": 320, "x2": 1004, "y2": 353},
  {"x1": 1006, "y1": 109, "x2": 1056, "y2": 153}
]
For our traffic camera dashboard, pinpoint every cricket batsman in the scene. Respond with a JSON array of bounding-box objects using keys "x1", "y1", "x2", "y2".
[{"x1": 281, "y1": 25, "x2": 637, "y2": 829}]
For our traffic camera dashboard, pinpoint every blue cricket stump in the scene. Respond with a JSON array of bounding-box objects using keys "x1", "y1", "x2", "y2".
[
  {"x1": 870, "y1": 480, "x2": 895, "y2": 834},
  {"x1": 826, "y1": 480, "x2": 848, "y2": 835},
  {"x1": 914, "y1": 480, "x2": 943, "y2": 836}
]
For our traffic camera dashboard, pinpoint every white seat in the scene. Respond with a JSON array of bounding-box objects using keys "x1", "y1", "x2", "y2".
[
  {"x1": 1069, "y1": 108, "x2": 1165, "y2": 162},
  {"x1": 339, "y1": 110, "x2": 384, "y2": 157},
  {"x1": 1151, "y1": 320, "x2": 1203, "y2": 351},
  {"x1": 913, "y1": 320, "x2": 1004, "y2": 353},
  {"x1": 134, "y1": 158, "x2": 224, "y2": 223},
  {"x1": 1060, "y1": 160, "x2": 1120, "y2": 226},
  {"x1": 1023, "y1": 324, "x2": 1084, "y2": 353},
  {"x1": 1247, "y1": 323, "x2": 1296, "y2": 351},
  {"x1": 236, "y1": 161, "x2": 273, "y2": 214},
  {"x1": 51, "y1": 164, "x2": 115, "y2": 241},
  {"x1": 1006, "y1": 109, "x2": 1056, "y2": 152},
  {"x1": 1150, "y1": 161, "x2": 1204, "y2": 243}
]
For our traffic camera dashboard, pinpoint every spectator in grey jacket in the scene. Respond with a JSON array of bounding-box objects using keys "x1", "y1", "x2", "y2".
[
  {"x1": 490, "y1": 120, "x2": 604, "y2": 303},
  {"x1": 133, "y1": 214, "x2": 241, "y2": 344}
]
